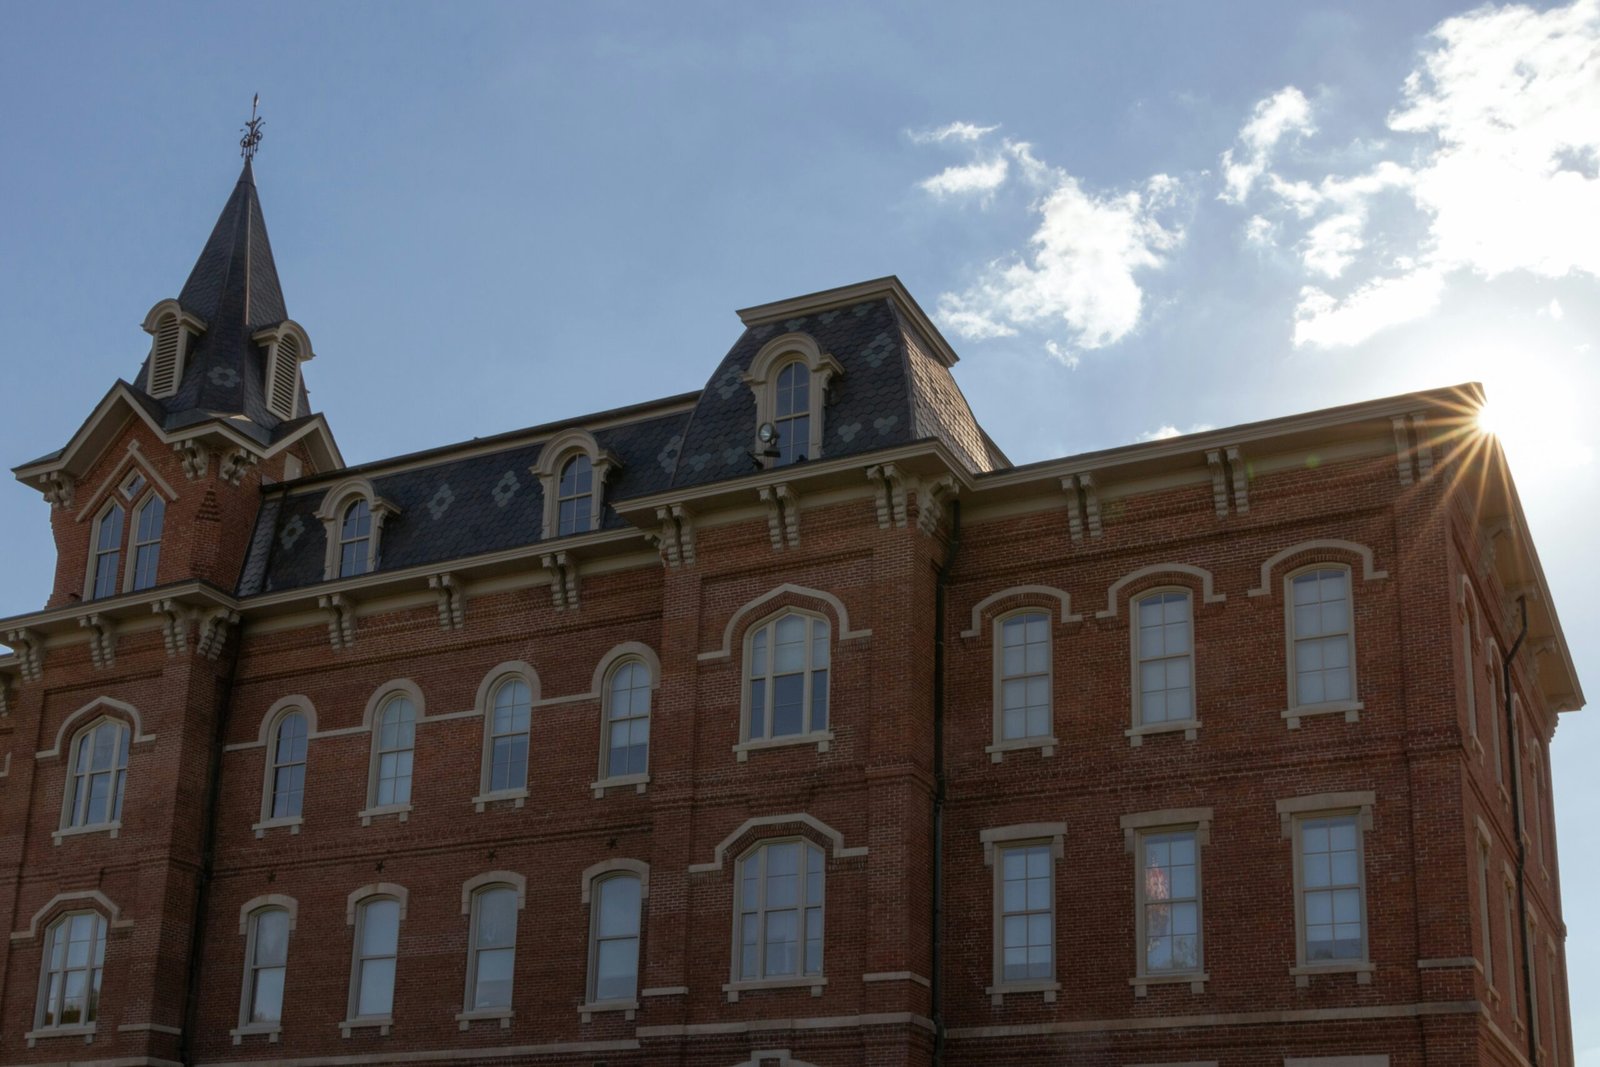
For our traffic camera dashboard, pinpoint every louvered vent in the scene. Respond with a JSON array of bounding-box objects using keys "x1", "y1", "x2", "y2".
[
  {"x1": 148, "y1": 314, "x2": 182, "y2": 398},
  {"x1": 268, "y1": 334, "x2": 300, "y2": 419}
]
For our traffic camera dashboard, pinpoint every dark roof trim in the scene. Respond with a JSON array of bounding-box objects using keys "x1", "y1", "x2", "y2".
[{"x1": 736, "y1": 276, "x2": 961, "y2": 369}]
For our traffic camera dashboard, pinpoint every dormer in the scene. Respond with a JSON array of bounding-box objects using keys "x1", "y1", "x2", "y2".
[
  {"x1": 252, "y1": 320, "x2": 315, "y2": 422},
  {"x1": 140, "y1": 300, "x2": 207, "y2": 401},
  {"x1": 533, "y1": 429, "x2": 620, "y2": 539},
  {"x1": 744, "y1": 332, "x2": 844, "y2": 468}
]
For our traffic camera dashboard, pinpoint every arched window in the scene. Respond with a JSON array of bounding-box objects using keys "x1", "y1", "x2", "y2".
[
  {"x1": 744, "y1": 612, "x2": 830, "y2": 744},
  {"x1": 339, "y1": 499, "x2": 373, "y2": 578},
  {"x1": 465, "y1": 886, "x2": 518, "y2": 1012},
  {"x1": 266, "y1": 712, "x2": 309, "y2": 821},
  {"x1": 1287, "y1": 566, "x2": 1354, "y2": 707},
  {"x1": 557, "y1": 454, "x2": 594, "y2": 536},
  {"x1": 588, "y1": 874, "x2": 642, "y2": 1003},
  {"x1": 350, "y1": 896, "x2": 401, "y2": 1022},
  {"x1": 603, "y1": 660, "x2": 650, "y2": 779},
  {"x1": 130, "y1": 494, "x2": 165, "y2": 591},
  {"x1": 369, "y1": 697, "x2": 415, "y2": 809},
  {"x1": 485, "y1": 678, "x2": 531, "y2": 796},
  {"x1": 1133, "y1": 591, "x2": 1193, "y2": 726},
  {"x1": 35, "y1": 911, "x2": 106, "y2": 1029},
  {"x1": 996, "y1": 610, "x2": 1051, "y2": 744},
  {"x1": 772, "y1": 362, "x2": 810, "y2": 466},
  {"x1": 90, "y1": 502, "x2": 125, "y2": 599},
  {"x1": 735, "y1": 840, "x2": 824, "y2": 981},
  {"x1": 242, "y1": 906, "x2": 291, "y2": 1028},
  {"x1": 63, "y1": 719, "x2": 129, "y2": 830}
]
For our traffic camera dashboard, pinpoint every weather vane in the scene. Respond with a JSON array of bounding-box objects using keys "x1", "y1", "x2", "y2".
[{"x1": 240, "y1": 94, "x2": 264, "y2": 161}]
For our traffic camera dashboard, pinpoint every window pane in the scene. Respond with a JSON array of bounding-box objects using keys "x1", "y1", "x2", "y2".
[
  {"x1": 473, "y1": 947, "x2": 514, "y2": 1009},
  {"x1": 772, "y1": 674, "x2": 804, "y2": 736},
  {"x1": 595, "y1": 938, "x2": 639, "y2": 1000},
  {"x1": 476, "y1": 888, "x2": 518, "y2": 948},
  {"x1": 360, "y1": 900, "x2": 400, "y2": 956},
  {"x1": 251, "y1": 965, "x2": 285, "y2": 1023},
  {"x1": 254, "y1": 909, "x2": 290, "y2": 966},
  {"x1": 597, "y1": 877, "x2": 641, "y2": 938},
  {"x1": 357, "y1": 957, "x2": 395, "y2": 1016}
]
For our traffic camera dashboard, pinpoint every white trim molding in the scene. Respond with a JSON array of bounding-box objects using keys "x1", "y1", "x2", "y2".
[
  {"x1": 580, "y1": 858, "x2": 651, "y2": 903},
  {"x1": 238, "y1": 894, "x2": 299, "y2": 936},
  {"x1": 37, "y1": 696, "x2": 155, "y2": 760},
  {"x1": 346, "y1": 883, "x2": 409, "y2": 925},
  {"x1": 533, "y1": 428, "x2": 620, "y2": 540},
  {"x1": 744, "y1": 331, "x2": 845, "y2": 468},
  {"x1": 689, "y1": 812, "x2": 867, "y2": 873},
  {"x1": 961, "y1": 584, "x2": 1082, "y2": 638},
  {"x1": 1097, "y1": 564, "x2": 1225, "y2": 618},
  {"x1": 700, "y1": 583, "x2": 870, "y2": 661},
  {"x1": 1248, "y1": 539, "x2": 1388, "y2": 597},
  {"x1": 461, "y1": 871, "x2": 527, "y2": 914},
  {"x1": 315, "y1": 476, "x2": 398, "y2": 580},
  {"x1": 11, "y1": 889, "x2": 133, "y2": 942}
]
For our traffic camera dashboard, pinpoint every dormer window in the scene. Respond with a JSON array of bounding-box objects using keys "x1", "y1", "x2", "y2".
[
  {"x1": 140, "y1": 299, "x2": 205, "y2": 401},
  {"x1": 558, "y1": 455, "x2": 594, "y2": 536},
  {"x1": 534, "y1": 430, "x2": 618, "y2": 540},
  {"x1": 130, "y1": 493, "x2": 165, "y2": 591},
  {"x1": 315, "y1": 478, "x2": 397, "y2": 581},
  {"x1": 744, "y1": 333, "x2": 843, "y2": 469},
  {"x1": 252, "y1": 321, "x2": 315, "y2": 422},
  {"x1": 90, "y1": 503, "x2": 125, "y2": 600}
]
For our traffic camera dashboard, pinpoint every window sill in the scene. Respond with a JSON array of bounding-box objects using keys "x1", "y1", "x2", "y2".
[
  {"x1": 578, "y1": 998, "x2": 638, "y2": 1022},
  {"x1": 358, "y1": 803, "x2": 412, "y2": 827},
  {"x1": 986, "y1": 979, "x2": 1059, "y2": 1006},
  {"x1": 1125, "y1": 720, "x2": 1201, "y2": 747},
  {"x1": 25, "y1": 1023, "x2": 96, "y2": 1047},
  {"x1": 723, "y1": 976, "x2": 826, "y2": 1002},
  {"x1": 252, "y1": 816, "x2": 303, "y2": 839},
  {"x1": 733, "y1": 731, "x2": 833, "y2": 762},
  {"x1": 591, "y1": 773, "x2": 649, "y2": 799},
  {"x1": 1130, "y1": 971, "x2": 1208, "y2": 996},
  {"x1": 455, "y1": 1008, "x2": 512, "y2": 1031},
  {"x1": 230, "y1": 1024, "x2": 281, "y2": 1045},
  {"x1": 1282, "y1": 700, "x2": 1364, "y2": 730},
  {"x1": 471, "y1": 789, "x2": 528, "y2": 813},
  {"x1": 52, "y1": 821, "x2": 121, "y2": 846},
  {"x1": 339, "y1": 1016, "x2": 393, "y2": 1038},
  {"x1": 985, "y1": 736, "x2": 1058, "y2": 763},
  {"x1": 1291, "y1": 961, "x2": 1374, "y2": 987}
]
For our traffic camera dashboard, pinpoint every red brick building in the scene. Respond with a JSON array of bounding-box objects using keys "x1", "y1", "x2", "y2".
[{"x1": 0, "y1": 160, "x2": 1583, "y2": 1067}]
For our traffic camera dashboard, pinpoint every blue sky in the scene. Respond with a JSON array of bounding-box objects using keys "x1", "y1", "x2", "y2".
[{"x1": 3, "y1": 0, "x2": 1597, "y2": 1053}]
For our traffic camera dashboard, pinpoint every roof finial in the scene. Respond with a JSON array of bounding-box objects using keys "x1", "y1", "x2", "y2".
[{"x1": 239, "y1": 94, "x2": 264, "y2": 161}]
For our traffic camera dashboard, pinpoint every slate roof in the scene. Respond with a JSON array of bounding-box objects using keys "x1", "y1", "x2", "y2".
[{"x1": 131, "y1": 159, "x2": 309, "y2": 438}]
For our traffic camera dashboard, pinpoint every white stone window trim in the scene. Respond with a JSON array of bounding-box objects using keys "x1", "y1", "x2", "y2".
[
  {"x1": 533, "y1": 428, "x2": 620, "y2": 540},
  {"x1": 54, "y1": 716, "x2": 131, "y2": 845},
  {"x1": 315, "y1": 477, "x2": 398, "y2": 581},
  {"x1": 85, "y1": 497, "x2": 127, "y2": 601},
  {"x1": 252, "y1": 319, "x2": 314, "y2": 423},
  {"x1": 700, "y1": 582, "x2": 869, "y2": 662},
  {"x1": 254, "y1": 698, "x2": 313, "y2": 838},
  {"x1": 341, "y1": 884, "x2": 407, "y2": 1038},
  {"x1": 688, "y1": 812, "x2": 866, "y2": 874},
  {"x1": 1125, "y1": 585, "x2": 1203, "y2": 747},
  {"x1": 233, "y1": 897, "x2": 297, "y2": 1045},
  {"x1": 581, "y1": 860, "x2": 649, "y2": 1020},
  {"x1": 986, "y1": 607, "x2": 1057, "y2": 763},
  {"x1": 29, "y1": 908, "x2": 109, "y2": 1047},
  {"x1": 123, "y1": 489, "x2": 168, "y2": 593},
  {"x1": 1279, "y1": 563, "x2": 1364, "y2": 729},
  {"x1": 725, "y1": 838, "x2": 828, "y2": 1001},
  {"x1": 140, "y1": 299, "x2": 206, "y2": 401},
  {"x1": 360, "y1": 681, "x2": 423, "y2": 826},
  {"x1": 1473, "y1": 818, "x2": 1496, "y2": 996},
  {"x1": 1277, "y1": 792, "x2": 1375, "y2": 986},
  {"x1": 1122, "y1": 808, "x2": 1212, "y2": 995},
  {"x1": 744, "y1": 331, "x2": 844, "y2": 468},
  {"x1": 737, "y1": 607, "x2": 833, "y2": 761},
  {"x1": 981, "y1": 822, "x2": 1066, "y2": 1005},
  {"x1": 961, "y1": 584, "x2": 1082, "y2": 638},
  {"x1": 1484, "y1": 638, "x2": 1506, "y2": 800},
  {"x1": 1459, "y1": 577, "x2": 1484, "y2": 756},
  {"x1": 592, "y1": 643, "x2": 661, "y2": 796},
  {"x1": 458, "y1": 874, "x2": 526, "y2": 1030},
  {"x1": 472, "y1": 662, "x2": 539, "y2": 812}
]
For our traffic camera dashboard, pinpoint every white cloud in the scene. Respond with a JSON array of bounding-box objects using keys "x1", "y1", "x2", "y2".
[
  {"x1": 1301, "y1": 212, "x2": 1366, "y2": 278},
  {"x1": 1044, "y1": 339, "x2": 1080, "y2": 368},
  {"x1": 1138, "y1": 423, "x2": 1214, "y2": 442},
  {"x1": 920, "y1": 157, "x2": 1010, "y2": 199},
  {"x1": 1292, "y1": 268, "x2": 1445, "y2": 348},
  {"x1": 936, "y1": 172, "x2": 1186, "y2": 349},
  {"x1": 1244, "y1": 215, "x2": 1276, "y2": 246},
  {"x1": 909, "y1": 121, "x2": 999, "y2": 144},
  {"x1": 1219, "y1": 87, "x2": 1314, "y2": 203},
  {"x1": 1540, "y1": 298, "x2": 1566, "y2": 320}
]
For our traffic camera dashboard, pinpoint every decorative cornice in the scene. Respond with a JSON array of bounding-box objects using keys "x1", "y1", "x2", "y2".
[
  {"x1": 38, "y1": 471, "x2": 75, "y2": 509},
  {"x1": 916, "y1": 475, "x2": 957, "y2": 536},
  {"x1": 429, "y1": 573, "x2": 466, "y2": 630},
  {"x1": 196, "y1": 608, "x2": 239, "y2": 660},
  {"x1": 652, "y1": 504, "x2": 696, "y2": 568},
  {"x1": 172, "y1": 440, "x2": 210, "y2": 480},
  {"x1": 153, "y1": 599, "x2": 193, "y2": 656},
  {"x1": 542, "y1": 552, "x2": 580, "y2": 611},
  {"x1": 6, "y1": 629, "x2": 42, "y2": 682},
  {"x1": 77, "y1": 613, "x2": 117, "y2": 669},
  {"x1": 866, "y1": 463, "x2": 910, "y2": 529},
  {"x1": 759, "y1": 484, "x2": 801, "y2": 549},
  {"x1": 317, "y1": 594, "x2": 357, "y2": 650}
]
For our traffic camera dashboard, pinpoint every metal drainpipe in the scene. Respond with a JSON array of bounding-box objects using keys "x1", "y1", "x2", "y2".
[
  {"x1": 1502, "y1": 594, "x2": 1536, "y2": 1066},
  {"x1": 931, "y1": 501, "x2": 961, "y2": 1066}
]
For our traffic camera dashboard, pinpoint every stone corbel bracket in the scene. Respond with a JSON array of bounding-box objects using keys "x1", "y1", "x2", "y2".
[
  {"x1": 77, "y1": 614, "x2": 117, "y2": 670},
  {"x1": 173, "y1": 440, "x2": 210, "y2": 480},
  {"x1": 429, "y1": 573, "x2": 466, "y2": 630},
  {"x1": 1060, "y1": 472, "x2": 1102, "y2": 542},
  {"x1": 759, "y1": 484, "x2": 800, "y2": 549},
  {"x1": 654, "y1": 504, "x2": 697, "y2": 567},
  {"x1": 542, "y1": 552, "x2": 580, "y2": 611},
  {"x1": 0, "y1": 672, "x2": 10, "y2": 716},
  {"x1": 39, "y1": 471, "x2": 76, "y2": 509},
  {"x1": 916, "y1": 475, "x2": 958, "y2": 536},
  {"x1": 1205, "y1": 447, "x2": 1250, "y2": 516},
  {"x1": 317, "y1": 595, "x2": 357, "y2": 650},
  {"x1": 219, "y1": 446, "x2": 260, "y2": 486},
  {"x1": 196, "y1": 609, "x2": 240, "y2": 660},
  {"x1": 866, "y1": 464, "x2": 910, "y2": 529},
  {"x1": 152, "y1": 599, "x2": 194, "y2": 656},
  {"x1": 1392, "y1": 412, "x2": 1436, "y2": 486},
  {"x1": 6, "y1": 629, "x2": 44, "y2": 683}
]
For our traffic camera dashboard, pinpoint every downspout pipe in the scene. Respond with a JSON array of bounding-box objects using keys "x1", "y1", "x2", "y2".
[
  {"x1": 1502, "y1": 594, "x2": 1536, "y2": 1065},
  {"x1": 931, "y1": 501, "x2": 961, "y2": 1066}
]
